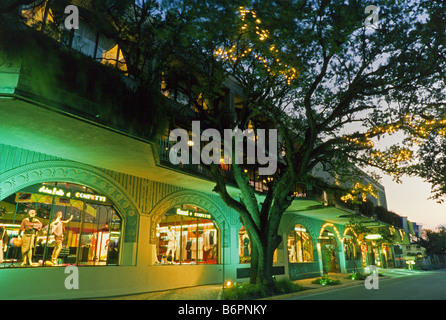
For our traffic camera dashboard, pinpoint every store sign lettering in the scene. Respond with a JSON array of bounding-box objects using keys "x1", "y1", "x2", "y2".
[
  {"x1": 176, "y1": 208, "x2": 211, "y2": 220},
  {"x1": 39, "y1": 186, "x2": 65, "y2": 196},
  {"x1": 74, "y1": 192, "x2": 106, "y2": 202},
  {"x1": 37, "y1": 185, "x2": 107, "y2": 202}
]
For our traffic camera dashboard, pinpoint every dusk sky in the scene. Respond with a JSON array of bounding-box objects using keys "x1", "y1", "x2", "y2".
[
  {"x1": 381, "y1": 175, "x2": 445, "y2": 231},
  {"x1": 358, "y1": 127, "x2": 446, "y2": 232}
]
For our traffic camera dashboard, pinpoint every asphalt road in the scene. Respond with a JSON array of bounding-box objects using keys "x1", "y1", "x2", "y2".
[{"x1": 288, "y1": 269, "x2": 446, "y2": 300}]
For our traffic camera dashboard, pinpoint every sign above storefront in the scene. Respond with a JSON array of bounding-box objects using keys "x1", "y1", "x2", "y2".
[
  {"x1": 176, "y1": 208, "x2": 212, "y2": 220},
  {"x1": 20, "y1": 184, "x2": 109, "y2": 204},
  {"x1": 365, "y1": 234, "x2": 382, "y2": 240},
  {"x1": 37, "y1": 185, "x2": 107, "y2": 202}
]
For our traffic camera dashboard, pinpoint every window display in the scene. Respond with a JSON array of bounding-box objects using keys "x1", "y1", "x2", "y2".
[
  {"x1": 156, "y1": 206, "x2": 218, "y2": 265},
  {"x1": 238, "y1": 226, "x2": 278, "y2": 264},
  {"x1": 238, "y1": 226, "x2": 251, "y2": 264},
  {"x1": 0, "y1": 182, "x2": 122, "y2": 268},
  {"x1": 287, "y1": 224, "x2": 314, "y2": 263},
  {"x1": 343, "y1": 231, "x2": 361, "y2": 261}
]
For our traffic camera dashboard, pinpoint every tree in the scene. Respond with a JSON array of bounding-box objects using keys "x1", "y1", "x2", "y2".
[
  {"x1": 417, "y1": 136, "x2": 446, "y2": 203},
  {"x1": 166, "y1": 0, "x2": 446, "y2": 287},
  {"x1": 418, "y1": 227, "x2": 446, "y2": 256}
]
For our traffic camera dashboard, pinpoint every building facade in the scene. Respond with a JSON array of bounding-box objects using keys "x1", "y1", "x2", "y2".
[{"x1": 0, "y1": 3, "x2": 419, "y2": 299}]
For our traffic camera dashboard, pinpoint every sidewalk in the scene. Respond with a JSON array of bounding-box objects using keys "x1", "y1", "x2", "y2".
[
  {"x1": 96, "y1": 268, "x2": 425, "y2": 300},
  {"x1": 95, "y1": 272, "x2": 365, "y2": 300}
]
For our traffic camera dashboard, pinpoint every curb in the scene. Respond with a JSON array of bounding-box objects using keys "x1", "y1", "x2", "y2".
[{"x1": 258, "y1": 276, "x2": 391, "y2": 300}]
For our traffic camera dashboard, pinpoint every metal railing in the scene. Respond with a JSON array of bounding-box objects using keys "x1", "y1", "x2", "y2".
[{"x1": 157, "y1": 134, "x2": 309, "y2": 198}]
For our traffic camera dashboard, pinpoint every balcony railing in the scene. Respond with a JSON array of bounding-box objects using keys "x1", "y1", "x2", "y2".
[{"x1": 157, "y1": 134, "x2": 310, "y2": 198}]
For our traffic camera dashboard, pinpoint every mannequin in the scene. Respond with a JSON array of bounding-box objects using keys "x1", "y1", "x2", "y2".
[
  {"x1": 50, "y1": 211, "x2": 73, "y2": 264},
  {"x1": 243, "y1": 234, "x2": 250, "y2": 257},
  {"x1": 165, "y1": 226, "x2": 176, "y2": 261},
  {"x1": 19, "y1": 209, "x2": 42, "y2": 266},
  {"x1": 0, "y1": 224, "x2": 7, "y2": 264},
  {"x1": 289, "y1": 243, "x2": 297, "y2": 262}
]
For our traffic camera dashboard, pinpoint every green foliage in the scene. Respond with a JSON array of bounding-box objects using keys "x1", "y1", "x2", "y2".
[
  {"x1": 224, "y1": 278, "x2": 304, "y2": 300},
  {"x1": 417, "y1": 137, "x2": 446, "y2": 203},
  {"x1": 346, "y1": 272, "x2": 369, "y2": 281},
  {"x1": 417, "y1": 227, "x2": 446, "y2": 255},
  {"x1": 311, "y1": 275, "x2": 341, "y2": 286},
  {"x1": 346, "y1": 271, "x2": 383, "y2": 280}
]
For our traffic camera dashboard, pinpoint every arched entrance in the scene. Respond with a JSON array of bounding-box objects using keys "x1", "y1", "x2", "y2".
[
  {"x1": 0, "y1": 160, "x2": 139, "y2": 243},
  {"x1": 318, "y1": 223, "x2": 342, "y2": 274},
  {"x1": 0, "y1": 181, "x2": 123, "y2": 267},
  {"x1": 155, "y1": 204, "x2": 219, "y2": 265},
  {"x1": 148, "y1": 190, "x2": 230, "y2": 264}
]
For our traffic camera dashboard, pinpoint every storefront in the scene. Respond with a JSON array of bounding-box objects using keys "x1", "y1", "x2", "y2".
[
  {"x1": 0, "y1": 182, "x2": 123, "y2": 268},
  {"x1": 155, "y1": 205, "x2": 219, "y2": 265},
  {"x1": 343, "y1": 228, "x2": 362, "y2": 272},
  {"x1": 238, "y1": 226, "x2": 251, "y2": 264},
  {"x1": 318, "y1": 224, "x2": 342, "y2": 274},
  {"x1": 287, "y1": 224, "x2": 314, "y2": 263}
]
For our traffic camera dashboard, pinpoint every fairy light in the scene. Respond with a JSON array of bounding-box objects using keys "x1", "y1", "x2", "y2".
[
  {"x1": 319, "y1": 223, "x2": 342, "y2": 242},
  {"x1": 341, "y1": 112, "x2": 446, "y2": 178},
  {"x1": 341, "y1": 182, "x2": 378, "y2": 203},
  {"x1": 214, "y1": 7, "x2": 298, "y2": 85}
]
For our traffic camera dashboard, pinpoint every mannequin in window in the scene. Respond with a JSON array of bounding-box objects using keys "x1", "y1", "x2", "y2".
[
  {"x1": 243, "y1": 234, "x2": 250, "y2": 257},
  {"x1": 165, "y1": 226, "x2": 176, "y2": 262},
  {"x1": 50, "y1": 211, "x2": 73, "y2": 265},
  {"x1": 0, "y1": 223, "x2": 8, "y2": 264},
  {"x1": 155, "y1": 223, "x2": 160, "y2": 263},
  {"x1": 19, "y1": 209, "x2": 42, "y2": 266},
  {"x1": 289, "y1": 243, "x2": 297, "y2": 262}
]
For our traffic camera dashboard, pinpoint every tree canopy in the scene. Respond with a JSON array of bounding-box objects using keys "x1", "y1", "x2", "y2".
[{"x1": 160, "y1": 0, "x2": 446, "y2": 285}]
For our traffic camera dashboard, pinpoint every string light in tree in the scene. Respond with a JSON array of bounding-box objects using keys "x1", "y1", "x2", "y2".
[
  {"x1": 341, "y1": 182, "x2": 378, "y2": 203},
  {"x1": 214, "y1": 7, "x2": 298, "y2": 85}
]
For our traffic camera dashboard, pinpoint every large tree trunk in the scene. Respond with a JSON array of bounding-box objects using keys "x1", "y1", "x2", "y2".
[
  {"x1": 208, "y1": 162, "x2": 294, "y2": 286},
  {"x1": 246, "y1": 206, "x2": 287, "y2": 286}
]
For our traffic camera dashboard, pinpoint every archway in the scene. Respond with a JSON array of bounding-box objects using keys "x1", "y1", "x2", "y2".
[
  {"x1": 0, "y1": 160, "x2": 139, "y2": 242},
  {"x1": 285, "y1": 216, "x2": 318, "y2": 263},
  {"x1": 148, "y1": 191, "x2": 230, "y2": 266},
  {"x1": 318, "y1": 223, "x2": 342, "y2": 274}
]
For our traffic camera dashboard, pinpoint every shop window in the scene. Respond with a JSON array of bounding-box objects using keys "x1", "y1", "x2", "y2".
[
  {"x1": 0, "y1": 182, "x2": 122, "y2": 268},
  {"x1": 239, "y1": 226, "x2": 251, "y2": 264},
  {"x1": 287, "y1": 224, "x2": 314, "y2": 263},
  {"x1": 155, "y1": 205, "x2": 218, "y2": 265},
  {"x1": 238, "y1": 226, "x2": 278, "y2": 264},
  {"x1": 343, "y1": 232, "x2": 361, "y2": 260}
]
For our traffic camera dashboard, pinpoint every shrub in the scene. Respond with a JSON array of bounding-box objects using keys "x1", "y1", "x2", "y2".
[
  {"x1": 272, "y1": 278, "x2": 303, "y2": 295},
  {"x1": 346, "y1": 272, "x2": 368, "y2": 280},
  {"x1": 224, "y1": 278, "x2": 304, "y2": 300},
  {"x1": 224, "y1": 283, "x2": 269, "y2": 300},
  {"x1": 346, "y1": 271, "x2": 384, "y2": 280},
  {"x1": 311, "y1": 275, "x2": 341, "y2": 286}
]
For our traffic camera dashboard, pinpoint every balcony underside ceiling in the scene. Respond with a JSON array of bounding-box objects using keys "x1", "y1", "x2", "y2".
[
  {"x1": 285, "y1": 203, "x2": 357, "y2": 225},
  {"x1": 0, "y1": 97, "x2": 221, "y2": 193},
  {"x1": 1, "y1": 97, "x2": 360, "y2": 219}
]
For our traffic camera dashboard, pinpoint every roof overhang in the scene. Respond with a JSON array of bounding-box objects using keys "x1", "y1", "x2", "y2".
[{"x1": 0, "y1": 96, "x2": 225, "y2": 194}]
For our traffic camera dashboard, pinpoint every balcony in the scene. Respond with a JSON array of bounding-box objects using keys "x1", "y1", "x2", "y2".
[
  {"x1": 157, "y1": 133, "x2": 312, "y2": 200},
  {"x1": 0, "y1": 20, "x2": 167, "y2": 142}
]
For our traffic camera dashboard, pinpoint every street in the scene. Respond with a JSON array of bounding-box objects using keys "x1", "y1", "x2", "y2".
[{"x1": 288, "y1": 269, "x2": 446, "y2": 300}]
